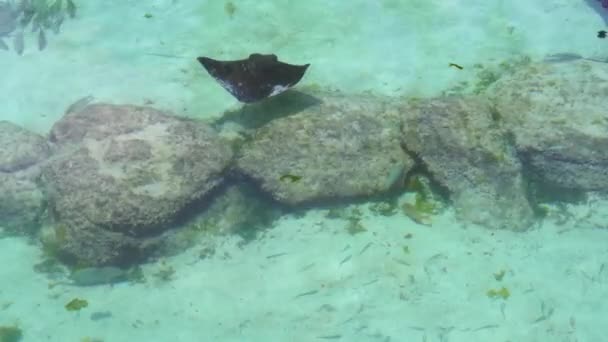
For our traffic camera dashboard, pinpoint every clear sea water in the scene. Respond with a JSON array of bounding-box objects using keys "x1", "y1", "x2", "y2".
[{"x1": 1, "y1": 1, "x2": 608, "y2": 341}]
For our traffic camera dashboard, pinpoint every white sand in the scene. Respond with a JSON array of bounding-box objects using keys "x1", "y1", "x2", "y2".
[
  {"x1": 1, "y1": 200, "x2": 608, "y2": 341},
  {"x1": 1, "y1": 0, "x2": 606, "y2": 133},
  {"x1": 2, "y1": 0, "x2": 608, "y2": 341}
]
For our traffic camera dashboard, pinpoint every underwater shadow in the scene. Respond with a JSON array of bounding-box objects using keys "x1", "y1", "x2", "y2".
[{"x1": 212, "y1": 90, "x2": 322, "y2": 130}]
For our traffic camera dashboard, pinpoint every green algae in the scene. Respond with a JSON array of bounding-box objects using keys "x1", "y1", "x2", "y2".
[
  {"x1": 486, "y1": 287, "x2": 510, "y2": 300},
  {"x1": 65, "y1": 298, "x2": 88, "y2": 311},
  {"x1": 402, "y1": 174, "x2": 443, "y2": 225},
  {"x1": 346, "y1": 217, "x2": 367, "y2": 235},
  {"x1": 402, "y1": 193, "x2": 437, "y2": 225},
  {"x1": 0, "y1": 325, "x2": 22, "y2": 342},
  {"x1": 224, "y1": 2, "x2": 237, "y2": 17}
]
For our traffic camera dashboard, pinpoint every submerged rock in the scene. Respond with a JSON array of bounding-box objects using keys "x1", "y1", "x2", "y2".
[
  {"x1": 0, "y1": 172, "x2": 46, "y2": 235},
  {"x1": 235, "y1": 93, "x2": 414, "y2": 205},
  {"x1": 43, "y1": 103, "x2": 233, "y2": 266},
  {"x1": 0, "y1": 121, "x2": 50, "y2": 172},
  {"x1": 0, "y1": 121, "x2": 50, "y2": 235},
  {"x1": 489, "y1": 59, "x2": 608, "y2": 192},
  {"x1": 400, "y1": 96, "x2": 535, "y2": 230},
  {"x1": 159, "y1": 182, "x2": 283, "y2": 257}
]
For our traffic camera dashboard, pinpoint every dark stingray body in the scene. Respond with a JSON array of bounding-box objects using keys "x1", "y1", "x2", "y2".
[{"x1": 197, "y1": 53, "x2": 310, "y2": 103}]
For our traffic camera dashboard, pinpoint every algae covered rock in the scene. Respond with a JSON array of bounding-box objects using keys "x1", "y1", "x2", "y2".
[
  {"x1": 0, "y1": 121, "x2": 50, "y2": 172},
  {"x1": 400, "y1": 96, "x2": 535, "y2": 230},
  {"x1": 0, "y1": 121, "x2": 50, "y2": 235},
  {"x1": 159, "y1": 182, "x2": 283, "y2": 256},
  {"x1": 235, "y1": 93, "x2": 414, "y2": 205},
  {"x1": 0, "y1": 173, "x2": 46, "y2": 235},
  {"x1": 43, "y1": 103, "x2": 233, "y2": 266},
  {"x1": 0, "y1": 325, "x2": 23, "y2": 342},
  {"x1": 489, "y1": 59, "x2": 608, "y2": 191}
]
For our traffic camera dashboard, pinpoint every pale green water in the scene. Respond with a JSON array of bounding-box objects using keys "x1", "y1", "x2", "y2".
[{"x1": 1, "y1": 1, "x2": 608, "y2": 341}]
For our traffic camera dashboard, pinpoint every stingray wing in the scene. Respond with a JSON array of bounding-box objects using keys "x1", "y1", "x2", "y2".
[{"x1": 197, "y1": 54, "x2": 310, "y2": 103}]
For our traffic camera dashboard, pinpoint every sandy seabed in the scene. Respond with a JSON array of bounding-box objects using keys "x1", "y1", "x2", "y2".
[
  {"x1": 2, "y1": 0, "x2": 608, "y2": 341},
  {"x1": 2, "y1": 201, "x2": 608, "y2": 341}
]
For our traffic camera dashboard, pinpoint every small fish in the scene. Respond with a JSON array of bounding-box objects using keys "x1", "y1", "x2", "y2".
[
  {"x1": 449, "y1": 62, "x2": 464, "y2": 70},
  {"x1": 13, "y1": 30, "x2": 24, "y2": 55},
  {"x1": 543, "y1": 52, "x2": 608, "y2": 64},
  {"x1": 358, "y1": 242, "x2": 373, "y2": 255},
  {"x1": 339, "y1": 254, "x2": 352, "y2": 265},
  {"x1": 280, "y1": 174, "x2": 302, "y2": 183},
  {"x1": 317, "y1": 335, "x2": 342, "y2": 340},
  {"x1": 266, "y1": 252, "x2": 288, "y2": 259},
  {"x1": 90, "y1": 310, "x2": 112, "y2": 321},
  {"x1": 38, "y1": 28, "x2": 47, "y2": 50},
  {"x1": 543, "y1": 53, "x2": 583, "y2": 63},
  {"x1": 0, "y1": 38, "x2": 8, "y2": 51},
  {"x1": 293, "y1": 289, "x2": 318, "y2": 299},
  {"x1": 66, "y1": 0, "x2": 76, "y2": 18}
]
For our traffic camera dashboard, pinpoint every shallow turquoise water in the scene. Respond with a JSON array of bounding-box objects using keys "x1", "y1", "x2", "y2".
[{"x1": 1, "y1": 1, "x2": 608, "y2": 341}]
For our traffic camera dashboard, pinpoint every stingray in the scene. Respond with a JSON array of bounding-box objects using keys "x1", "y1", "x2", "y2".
[
  {"x1": 197, "y1": 53, "x2": 310, "y2": 103},
  {"x1": 585, "y1": 0, "x2": 608, "y2": 25}
]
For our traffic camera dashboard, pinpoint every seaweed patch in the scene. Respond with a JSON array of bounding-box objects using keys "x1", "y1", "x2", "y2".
[{"x1": 65, "y1": 298, "x2": 88, "y2": 311}]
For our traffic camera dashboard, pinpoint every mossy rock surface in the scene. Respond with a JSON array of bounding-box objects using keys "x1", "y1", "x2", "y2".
[
  {"x1": 400, "y1": 96, "x2": 535, "y2": 230},
  {"x1": 489, "y1": 60, "x2": 608, "y2": 191},
  {"x1": 0, "y1": 325, "x2": 23, "y2": 342},
  {"x1": 236, "y1": 93, "x2": 414, "y2": 205},
  {"x1": 0, "y1": 121, "x2": 50, "y2": 235},
  {"x1": 44, "y1": 103, "x2": 233, "y2": 266}
]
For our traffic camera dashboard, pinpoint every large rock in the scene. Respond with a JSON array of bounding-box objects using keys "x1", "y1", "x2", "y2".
[
  {"x1": 400, "y1": 96, "x2": 535, "y2": 230},
  {"x1": 0, "y1": 121, "x2": 50, "y2": 234},
  {"x1": 489, "y1": 59, "x2": 608, "y2": 191},
  {"x1": 235, "y1": 94, "x2": 414, "y2": 205},
  {"x1": 43, "y1": 104, "x2": 233, "y2": 266},
  {"x1": 0, "y1": 121, "x2": 51, "y2": 172}
]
